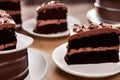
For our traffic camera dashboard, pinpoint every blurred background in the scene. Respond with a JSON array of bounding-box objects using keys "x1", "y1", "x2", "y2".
[
  {"x1": 21, "y1": 0, "x2": 95, "y2": 24},
  {"x1": 24, "y1": 0, "x2": 95, "y2": 5}
]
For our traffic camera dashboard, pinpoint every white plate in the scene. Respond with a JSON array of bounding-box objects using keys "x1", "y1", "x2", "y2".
[
  {"x1": 0, "y1": 33, "x2": 33, "y2": 54},
  {"x1": 25, "y1": 48, "x2": 47, "y2": 80},
  {"x1": 86, "y1": 8, "x2": 120, "y2": 26},
  {"x1": 16, "y1": 24, "x2": 21, "y2": 28},
  {"x1": 52, "y1": 43, "x2": 120, "y2": 78},
  {"x1": 22, "y1": 16, "x2": 80, "y2": 38}
]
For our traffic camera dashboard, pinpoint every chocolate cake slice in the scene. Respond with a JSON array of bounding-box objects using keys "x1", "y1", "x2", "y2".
[
  {"x1": 65, "y1": 23, "x2": 120, "y2": 65},
  {"x1": 34, "y1": 1, "x2": 68, "y2": 34},
  {"x1": 0, "y1": 0, "x2": 22, "y2": 24},
  {"x1": 0, "y1": 9, "x2": 17, "y2": 50}
]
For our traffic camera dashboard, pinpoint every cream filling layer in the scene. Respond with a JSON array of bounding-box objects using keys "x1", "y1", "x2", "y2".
[
  {"x1": 5, "y1": 10, "x2": 21, "y2": 15},
  {"x1": 37, "y1": 19, "x2": 67, "y2": 26},
  {"x1": 0, "y1": 41, "x2": 16, "y2": 50},
  {"x1": 0, "y1": 24, "x2": 15, "y2": 30},
  {"x1": 68, "y1": 46, "x2": 119, "y2": 55}
]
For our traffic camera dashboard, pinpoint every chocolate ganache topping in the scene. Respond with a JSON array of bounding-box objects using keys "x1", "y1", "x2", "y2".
[
  {"x1": 73, "y1": 23, "x2": 115, "y2": 33},
  {"x1": 37, "y1": 1, "x2": 67, "y2": 12},
  {"x1": 69, "y1": 23, "x2": 120, "y2": 42}
]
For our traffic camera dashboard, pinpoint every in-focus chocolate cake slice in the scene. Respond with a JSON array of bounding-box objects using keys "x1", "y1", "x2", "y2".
[
  {"x1": 0, "y1": 9, "x2": 16, "y2": 50},
  {"x1": 0, "y1": 0, "x2": 22, "y2": 24},
  {"x1": 34, "y1": 1, "x2": 68, "y2": 34},
  {"x1": 65, "y1": 23, "x2": 120, "y2": 65}
]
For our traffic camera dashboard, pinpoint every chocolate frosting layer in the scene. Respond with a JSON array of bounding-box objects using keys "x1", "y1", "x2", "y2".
[
  {"x1": 69, "y1": 23, "x2": 120, "y2": 41},
  {"x1": 37, "y1": 1, "x2": 67, "y2": 13}
]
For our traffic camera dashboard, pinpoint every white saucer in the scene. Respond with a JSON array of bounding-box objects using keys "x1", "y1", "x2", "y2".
[
  {"x1": 22, "y1": 16, "x2": 80, "y2": 38},
  {"x1": 86, "y1": 8, "x2": 120, "y2": 26},
  {"x1": 25, "y1": 48, "x2": 47, "y2": 80},
  {"x1": 16, "y1": 24, "x2": 21, "y2": 28},
  {"x1": 52, "y1": 43, "x2": 120, "y2": 78}
]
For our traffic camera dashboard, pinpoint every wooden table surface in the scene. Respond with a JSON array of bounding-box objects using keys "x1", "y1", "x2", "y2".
[{"x1": 16, "y1": 1, "x2": 120, "y2": 80}]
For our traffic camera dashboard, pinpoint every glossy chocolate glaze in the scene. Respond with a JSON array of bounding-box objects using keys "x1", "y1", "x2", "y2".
[
  {"x1": 95, "y1": 0, "x2": 120, "y2": 23},
  {"x1": 96, "y1": 0, "x2": 120, "y2": 9},
  {"x1": 0, "y1": 49, "x2": 28, "y2": 80}
]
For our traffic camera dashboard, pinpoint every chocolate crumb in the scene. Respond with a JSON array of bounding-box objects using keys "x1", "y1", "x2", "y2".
[
  {"x1": 73, "y1": 24, "x2": 82, "y2": 32},
  {"x1": 88, "y1": 23, "x2": 98, "y2": 29},
  {"x1": 4, "y1": 20, "x2": 7, "y2": 23}
]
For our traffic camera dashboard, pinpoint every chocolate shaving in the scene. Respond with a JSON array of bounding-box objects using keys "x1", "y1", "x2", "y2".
[
  {"x1": 88, "y1": 23, "x2": 98, "y2": 30},
  {"x1": 4, "y1": 20, "x2": 7, "y2": 23},
  {"x1": 73, "y1": 24, "x2": 82, "y2": 33}
]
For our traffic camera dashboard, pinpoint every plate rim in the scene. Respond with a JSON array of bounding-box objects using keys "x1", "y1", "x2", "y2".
[
  {"x1": 27, "y1": 48, "x2": 48, "y2": 80},
  {"x1": 22, "y1": 15, "x2": 80, "y2": 38},
  {"x1": 52, "y1": 43, "x2": 120, "y2": 78},
  {"x1": 16, "y1": 24, "x2": 21, "y2": 28}
]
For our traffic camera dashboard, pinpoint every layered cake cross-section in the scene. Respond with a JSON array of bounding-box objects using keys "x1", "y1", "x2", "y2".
[
  {"x1": 0, "y1": 0, "x2": 22, "y2": 24},
  {"x1": 65, "y1": 23, "x2": 120, "y2": 65},
  {"x1": 34, "y1": 1, "x2": 68, "y2": 34},
  {"x1": 0, "y1": 9, "x2": 31, "y2": 80},
  {"x1": 0, "y1": 9, "x2": 17, "y2": 50}
]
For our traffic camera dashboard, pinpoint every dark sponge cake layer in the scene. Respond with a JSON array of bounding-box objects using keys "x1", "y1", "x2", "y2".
[
  {"x1": 68, "y1": 32, "x2": 119, "y2": 51},
  {"x1": 34, "y1": 22, "x2": 67, "y2": 34},
  {"x1": 0, "y1": 27, "x2": 16, "y2": 45},
  {"x1": 65, "y1": 50, "x2": 119, "y2": 65},
  {"x1": 37, "y1": 8, "x2": 67, "y2": 20},
  {"x1": 0, "y1": 1, "x2": 21, "y2": 10},
  {"x1": 11, "y1": 14, "x2": 22, "y2": 24}
]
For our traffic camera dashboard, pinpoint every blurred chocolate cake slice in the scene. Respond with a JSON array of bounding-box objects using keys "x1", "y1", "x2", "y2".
[
  {"x1": 0, "y1": 0, "x2": 22, "y2": 24},
  {"x1": 34, "y1": 1, "x2": 68, "y2": 34},
  {"x1": 0, "y1": 9, "x2": 16, "y2": 50},
  {"x1": 95, "y1": 0, "x2": 120, "y2": 23}
]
